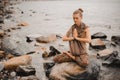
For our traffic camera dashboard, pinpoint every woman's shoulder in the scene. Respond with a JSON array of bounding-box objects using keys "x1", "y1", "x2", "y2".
[
  {"x1": 71, "y1": 24, "x2": 76, "y2": 29},
  {"x1": 81, "y1": 22, "x2": 89, "y2": 29}
]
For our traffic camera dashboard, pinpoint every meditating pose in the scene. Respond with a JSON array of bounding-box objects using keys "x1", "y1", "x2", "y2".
[{"x1": 54, "y1": 8, "x2": 91, "y2": 68}]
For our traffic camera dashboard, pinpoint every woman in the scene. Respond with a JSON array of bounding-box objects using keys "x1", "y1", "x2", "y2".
[{"x1": 54, "y1": 8, "x2": 91, "y2": 68}]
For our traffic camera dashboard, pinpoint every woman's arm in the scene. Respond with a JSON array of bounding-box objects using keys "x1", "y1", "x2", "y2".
[
  {"x1": 62, "y1": 26, "x2": 74, "y2": 41},
  {"x1": 74, "y1": 28, "x2": 91, "y2": 43},
  {"x1": 62, "y1": 36, "x2": 74, "y2": 41}
]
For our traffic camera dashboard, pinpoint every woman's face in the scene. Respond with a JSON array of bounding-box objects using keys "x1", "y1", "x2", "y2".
[{"x1": 73, "y1": 13, "x2": 82, "y2": 26}]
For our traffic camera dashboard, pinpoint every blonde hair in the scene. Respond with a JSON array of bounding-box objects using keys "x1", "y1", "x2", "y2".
[{"x1": 73, "y1": 8, "x2": 83, "y2": 17}]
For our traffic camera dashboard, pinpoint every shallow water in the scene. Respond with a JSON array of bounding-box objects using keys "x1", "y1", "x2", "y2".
[{"x1": 8, "y1": 0, "x2": 120, "y2": 37}]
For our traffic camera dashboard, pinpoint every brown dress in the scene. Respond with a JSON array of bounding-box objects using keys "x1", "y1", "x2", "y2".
[
  {"x1": 66, "y1": 22, "x2": 89, "y2": 67},
  {"x1": 54, "y1": 22, "x2": 89, "y2": 67}
]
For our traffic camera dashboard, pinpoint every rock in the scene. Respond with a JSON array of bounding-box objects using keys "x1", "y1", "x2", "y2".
[
  {"x1": 5, "y1": 15, "x2": 12, "y2": 19},
  {"x1": 21, "y1": 11, "x2": 24, "y2": 14},
  {"x1": 34, "y1": 42, "x2": 41, "y2": 46},
  {"x1": 102, "y1": 51, "x2": 120, "y2": 67},
  {"x1": 0, "y1": 16, "x2": 4, "y2": 23},
  {"x1": 26, "y1": 51, "x2": 36, "y2": 55},
  {"x1": 43, "y1": 62, "x2": 55, "y2": 78},
  {"x1": 0, "y1": 39, "x2": 2, "y2": 48},
  {"x1": 56, "y1": 34, "x2": 62, "y2": 39},
  {"x1": 91, "y1": 32, "x2": 107, "y2": 39},
  {"x1": 0, "y1": 10, "x2": 3, "y2": 15},
  {"x1": 5, "y1": 10, "x2": 14, "y2": 14},
  {"x1": 32, "y1": 11, "x2": 36, "y2": 13},
  {"x1": 0, "y1": 30, "x2": 5, "y2": 37},
  {"x1": 48, "y1": 46, "x2": 61, "y2": 57},
  {"x1": 3, "y1": 55, "x2": 32, "y2": 70},
  {"x1": 49, "y1": 62, "x2": 85, "y2": 80},
  {"x1": 4, "y1": 29, "x2": 11, "y2": 32},
  {"x1": 90, "y1": 39, "x2": 106, "y2": 50},
  {"x1": 0, "y1": 50, "x2": 6, "y2": 59},
  {"x1": 26, "y1": 36, "x2": 33, "y2": 43},
  {"x1": 42, "y1": 51, "x2": 49, "y2": 58},
  {"x1": 97, "y1": 49, "x2": 113, "y2": 59},
  {"x1": 17, "y1": 22, "x2": 29, "y2": 26},
  {"x1": 45, "y1": 68, "x2": 51, "y2": 78},
  {"x1": 0, "y1": 62, "x2": 4, "y2": 71},
  {"x1": 111, "y1": 35, "x2": 120, "y2": 46},
  {"x1": 110, "y1": 41, "x2": 117, "y2": 47},
  {"x1": 43, "y1": 62, "x2": 55, "y2": 70},
  {"x1": 0, "y1": 3, "x2": 4, "y2": 8},
  {"x1": 11, "y1": 27, "x2": 17, "y2": 30},
  {"x1": 18, "y1": 75, "x2": 39, "y2": 80},
  {"x1": 16, "y1": 65, "x2": 36, "y2": 76},
  {"x1": 49, "y1": 62, "x2": 100, "y2": 80},
  {"x1": 10, "y1": 71, "x2": 16, "y2": 78},
  {"x1": 36, "y1": 34, "x2": 57, "y2": 43},
  {"x1": 6, "y1": 53, "x2": 14, "y2": 59}
]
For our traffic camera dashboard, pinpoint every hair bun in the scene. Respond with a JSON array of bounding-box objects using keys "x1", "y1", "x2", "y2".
[{"x1": 78, "y1": 8, "x2": 83, "y2": 13}]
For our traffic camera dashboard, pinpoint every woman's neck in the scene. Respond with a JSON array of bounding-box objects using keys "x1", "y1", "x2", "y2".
[{"x1": 76, "y1": 22, "x2": 81, "y2": 27}]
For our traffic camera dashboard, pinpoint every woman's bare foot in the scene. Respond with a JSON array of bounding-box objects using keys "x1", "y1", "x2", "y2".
[{"x1": 63, "y1": 52, "x2": 75, "y2": 60}]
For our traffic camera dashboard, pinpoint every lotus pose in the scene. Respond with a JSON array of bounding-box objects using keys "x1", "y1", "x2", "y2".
[{"x1": 54, "y1": 8, "x2": 91, "y2": 68}]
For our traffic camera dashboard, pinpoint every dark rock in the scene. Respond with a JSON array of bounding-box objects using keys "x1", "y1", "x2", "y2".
[
  {"x1": 43, "y1": 62, "x2": 55, "y2": 70},
  {"x1": 111, "y1": 35, "x2": 120, "y2": 46},
  {"x1": 102, "y1": 51, "x2": 120, "y2": 67},
  {"x1": 110, "y1": 42, "x2": 117, "y2": 47},
  {"x1": 56, "y1": 34, "x2": 62, "y2": 38},
  {"x1": 11, "y1": 27, "x2": 17, "y2": 30},
  {"x1": 21, "y1": 11, "x2": 24, "y2": 14},
  {"x1": 5, "y1": 15, "x2": 12, "y2": 19},
  {"x1": 48, "y1": 46, "x2": 61, "y2": 57},
  {"x1": 10, "y1": 7, "x2": 14, "y2": 9},
  {"x1": 26, "y1": 37, "x2": 33, "y2": 43},
  {"x1": 42, "y1": 51, "x2": 49, "y2": 58},
  {"x1": 0, "y1": 16, "x2": 4, "y2": 23},
  {"x1": 0, "y1": 3, "x2": 4, "y2": 8},
  {"x1": 90, "y1": 39, "x2": 106, "y2": 50},
  {"x1": 91, "y1": 32, "x2": 107, "y2": 39},
  {"x1": 5, "y1": 10, "x2": 14, "y2": 14},
  {"x1": 16, "y1": 27, "x2": 21, "y2": 29},
  {"x1": 16, "y1": 65, "x2": 36, "y2": 76},
  {"x1": 26, "y1": 51, "x2": 36, "y2": 55},
  {"x1": 45, "y1": 69, "x2": 51, "y2": 78},
  {"x1": 5, "y1": 29, "x2": 11, "y2": 32},
  {"x1": 32, "y1": 11, "x2": 36, "y2": 13},
  {"x1": 43, "y1": 62, "x2": 55, "y2": 78}
]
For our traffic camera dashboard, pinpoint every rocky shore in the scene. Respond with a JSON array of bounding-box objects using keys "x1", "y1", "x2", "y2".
[{"x1": 0, "y1": 0, "x2": 120, "y2": 80}]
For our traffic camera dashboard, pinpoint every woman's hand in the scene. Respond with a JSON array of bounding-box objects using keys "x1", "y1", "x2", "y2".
[
  {"x1": 62, "y1": 36, "x2": 74, "y2": 41},
  {"x1": 73, "y1": 28, "x2": 78, "y2": 39}
]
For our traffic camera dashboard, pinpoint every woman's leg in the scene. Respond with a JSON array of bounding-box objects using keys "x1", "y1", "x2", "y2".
[
  {"x1": 75, "y1": 54, "x2": 89, "y2": 68},
  {"x1": 53, "y1": 53, "x2": 73, "y2": 63},
  {"x1": 63, "y1": 52, "x2": 75, "y2": 60}
]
